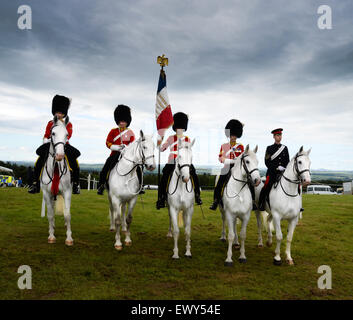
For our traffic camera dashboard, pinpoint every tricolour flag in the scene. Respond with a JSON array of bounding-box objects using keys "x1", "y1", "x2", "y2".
[{"x1": 155, "y1": 69, "x2": 173, "y2": 140}]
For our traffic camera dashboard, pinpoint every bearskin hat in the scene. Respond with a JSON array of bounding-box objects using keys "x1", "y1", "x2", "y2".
[
  {"x1": 52, "y1": 95, "x2": 70, "y2": 116},
  {"x1": 225, "y1": 119, "x2": 243, "y2": 138},
  {"x1": 172, "y1": 112, "x2": 188, "y2": 132},
  {"x1": 114, "y1": 104, "x2": 132, "y2": 127}
]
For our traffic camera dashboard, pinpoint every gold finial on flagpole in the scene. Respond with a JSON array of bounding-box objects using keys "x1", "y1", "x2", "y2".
[{"x1": 157, "y1": 54, "x2": 168, "y2": 68}]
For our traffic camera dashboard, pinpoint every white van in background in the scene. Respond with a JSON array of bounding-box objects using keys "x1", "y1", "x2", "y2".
[{"x1": 306, "y1": 185, "x2": 336, "y2": 195}]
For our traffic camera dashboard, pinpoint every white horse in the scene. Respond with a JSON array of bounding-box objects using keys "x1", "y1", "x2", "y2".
[
  {"x1": 41, "y1": 116, "x2": 73, "y2": 246},
  {"x1": 108, "y1": 131, "x2": 156, "y2": 250},
  {"x1": 220, "y1": 145, "x2": 261, "y2": 266},
  {"x1": 166, "y1": 138, "x2": 195, "y2": 259},
  {"x1": 254, "y1": 146, "x2": 311, "y2": 265}
]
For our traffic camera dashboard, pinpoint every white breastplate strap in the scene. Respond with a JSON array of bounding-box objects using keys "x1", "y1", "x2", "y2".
[
  {"x1": 225, "y1": 143, "x2": 240, "y2": 156},
  {"x1": 271, "y1": 145, "x2": 285, "y2": 161},
  {"x1": 113, "y1": 129, "x2": 130, "y2": 142}
]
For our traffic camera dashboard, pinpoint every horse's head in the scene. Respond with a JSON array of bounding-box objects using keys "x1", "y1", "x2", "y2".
[
  {"x1": 51, "y1": 115, "x2": 69, "y2": 161},
  {"x1": 241, "y1": 144, "x2": 261, "y2": 187},
  {"x1": 138, "y1": 130, "x2": 156, "y2": 171},
  {"x1": 294, "y1": 146, "x2": 312, "y2": 187},
  {"x1": 177, "y1": 138, "x2": 194, "y2": 183}
]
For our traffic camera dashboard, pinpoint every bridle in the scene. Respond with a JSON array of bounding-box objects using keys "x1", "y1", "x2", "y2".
[
  {"x1": 116, "y1": 138, "x2": 155, "y2": 176},
  {"x1": 168, "y1": 145, "x2": 193, "y2": 195},
  {"x1": 41, "y1": 124, "x2": 68, "y2": 185},
  {"x1": 279, "y1": 153, "x2": 310, "y2": 197},
  {"x1": 227, "y1": 153, "x2": 259, "y2": 198}
]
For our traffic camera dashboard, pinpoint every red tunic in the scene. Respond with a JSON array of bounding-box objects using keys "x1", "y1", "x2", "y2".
[
  {"x1": 44, "y1": 120, "x2": 73, "y2": 143},
  {"x1": 106, "y1": 127, "x2": 135, "y2": 156},
  {"x1": 218, "y1": 142, "x2": 244, "y2": 165},
  {"x1": 160, "y1": 134, "x2": 190, "y2": 163}
]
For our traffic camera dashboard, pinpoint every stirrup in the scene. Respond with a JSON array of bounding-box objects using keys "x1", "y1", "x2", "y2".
[
  {"x1": 28, "y1": 183, "x2": 40, "y2": 194},
  {"x1": 72, "y1": 183, "x2": 80, "y2": 194},
  {"x1": 97, "y1": 184, "x2": 105, "y2": 195},
  {"x1": 209, "y1": 200, "x2": 219, "y2": 211},
  {"x1": 156, "y1": 199, "x2": 166, "y2": 210},
  {"x1": 195, "y1": 195, "x2": 203, "y2": 205}
]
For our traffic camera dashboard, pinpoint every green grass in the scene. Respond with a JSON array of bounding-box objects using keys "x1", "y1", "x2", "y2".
[{"x1": 0, "y1": 188, "x2": 352, "y2": 300}]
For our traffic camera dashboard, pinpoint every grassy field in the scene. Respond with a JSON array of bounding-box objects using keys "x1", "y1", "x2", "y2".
[{"x1": 0, "y1": 188, "x2": 352, "y2": 300}]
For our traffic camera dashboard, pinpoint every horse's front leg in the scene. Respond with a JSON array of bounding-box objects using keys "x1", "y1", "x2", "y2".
[
  {"x1": 108, "y1": 194, "x2": 115, "y2": 232},
  {"x1": 169, "y1": 206, "x2": 180, "y2": 259},
  {"x1": 167, "y1": 208, "x2": 173, "y2": 238},
  {"x1": 125, "y1": 197, "x2": 137, "y2": 246},
  {"x1": 121, "y1": 203, "x2": 127, "y2": 234},
  {"x1": 184, "y1": 207, "x2": 193, "y2": 258},
  {"x1": 233, "y1": 217, "x2": 240, "y2": 249},
  {"x1": 45, "y1": 195, "x2": 56, "y2": 243},
  {"x1": 219, "y1": 209, "x2": 226, "y2": 242},
  {"x1": 224, "y1": 213, "x2": 235, "y2": 267},
  {"x1": 285, "y1": 217, "x2": 297, "y2": 265},
  {"x1": 255, "y1": 210, "x2": 263, "y2": 247},
  {"x1": 238, "y1": 214, "x2": 250, "y2": 263},
  {"x1": 112, "y1": 196, "x2": 123, "y2": 251},
  {"x1": 63, "y1": 191, "x2": 73, "y2": 246},
  {"x1": 272, "y1": 214, "x2": 283, "y2": 265}
]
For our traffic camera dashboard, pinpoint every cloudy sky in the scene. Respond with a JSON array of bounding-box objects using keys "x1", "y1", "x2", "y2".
[{"x1": 0, "y1": 0, "x2": 352, "y2": 170}]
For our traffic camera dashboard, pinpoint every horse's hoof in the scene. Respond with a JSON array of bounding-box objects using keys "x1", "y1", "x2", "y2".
[
  {"x1": 258, "y1": 244, "x2": 264, "y2": 248},
  {"x1": 65, "y1": 240, "x2": 74, "y2": 246},
  {"x1": 224, "y1": 261, "x2": 233, "y2": 267},
  {"x1": 266, "y1": 241, "x2": 272, "y2": 247},
  {"x1": 122, "y1": 230, "x2": 127, "y2": 235},
  {"x1": 220, "y1": 238, "x2": 226, "y2": 243},
  {"x1": 48, "y1": 238, "x2": 56, "y2": 244},
  {"x1": 114, "y1": 245, "x2": 123, "y2": 251},
  {"x1": 239, "y1": 258, "x2": 247, "y2": 264},
  {"x1": 125, "y1": 241, "x2": 132, "y2": 247},
  {"x1": 109, "y1": 228, "x2": 115, "y2": 232},
  {"x1": 286, "y1": 259, "x2": 294, "y2": 265},
  {"x1": 233, "y1": 244, "x2": 240, "y2": 250},
  {"x1": 172, "y1": 256, "x2": 180, "y2": 260},
  {"x1": 273, "y1": 258, "x2": 282, "y2": 266},
  {"x1": 185, "y1": 254, "x2": 192, "y2": 259},
  {"x1": 166, "y1": 233, "x2": 173, "y2": 238}
]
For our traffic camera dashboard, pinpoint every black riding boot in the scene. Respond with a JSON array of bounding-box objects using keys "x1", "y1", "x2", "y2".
[
  {"x1": 190, "y1": 165, "x2": 202, "y2": 205},
  {"x1": 97, "y1": 153, "x2": 120, "y2": 195},
  {"x1": 65, "y1": 145, "x2": 81, "y2": 195},
  {"x1": 156, "y1": 164, "x2": 175, "y2": 209},
  {"x1": 28, "y1": 157, "x2": 42, "y2": 194},
  {"x1": 210, "y1": 167, "x2": 232, "y2": 210}
]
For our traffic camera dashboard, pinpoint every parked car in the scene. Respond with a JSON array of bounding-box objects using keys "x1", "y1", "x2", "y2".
[{"x1": 306, "y1": 185, "x2": 336, "y2": 195}]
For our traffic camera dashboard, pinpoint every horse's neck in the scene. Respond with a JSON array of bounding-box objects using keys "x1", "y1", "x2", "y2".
[
  {"x1": 281, "y1": 159, "x2": 298, "y2": 191},
  {"x1": 118, "y1": 142, "x2": 140, "y2": 173}
]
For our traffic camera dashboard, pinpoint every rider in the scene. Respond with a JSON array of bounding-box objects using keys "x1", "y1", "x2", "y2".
[
  {"x1": 97, "y1": 104, "x2": 142, "y2": 195},
  {"x1": 209, "y1": 119, "x2": 245, "y2": 210},
  {"x1": 28, "y1": 95, "x2": 81, "y2": 194},
  {"x1": 156, "y1": 112, "x2": 202, "y2": 209},
  {"x1": 258, "y1": 128, "x2": 290, "y2": 211}
]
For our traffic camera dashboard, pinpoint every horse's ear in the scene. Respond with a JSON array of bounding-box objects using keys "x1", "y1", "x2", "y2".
[
  {"x1": 191, "y1": 138, "x2": 195, "y2": 148},
  {"x1": 306, "y1": 147, "x2": 312, "y2": 156},
  {"x1": 140, "y1": 130, "x2": 145, "y2": 140},
  {"x1": 245, "y1": 144, "x2": 249, "y2": 153},
  {"x1": 53, "y1": 115, "x2": 58, "y2": 123},
  {"x1": 253, "y1": 145, "x2": 258, "y2": 154},
  {"x1": 65, "y1": 116, "x2": 69, "y2": 126},
  {"x1": 299, "y1": 146, "x2": 304, "y2": 153}
]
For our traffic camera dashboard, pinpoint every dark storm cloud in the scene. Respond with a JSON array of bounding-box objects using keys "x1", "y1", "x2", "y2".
[{"x1": 1, "y1": 0, "x2": 353, "y2": 95}]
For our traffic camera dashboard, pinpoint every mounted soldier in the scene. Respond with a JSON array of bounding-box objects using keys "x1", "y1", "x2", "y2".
[
  {"x1": 156, "y1": 112, "x2": 202, "y2": 209},
  {"x1": 97, "y1": 104, "x2": 142, "y2": 195},
  {"x1": 28, "y1": 95, "x2": 81, "y2": 194},
  {"x1": 258, "y1": 128, "x2": 290, "y2": 211},
  {"x1": 209, "y1": 119, "x2": 245, "y2": 210}
]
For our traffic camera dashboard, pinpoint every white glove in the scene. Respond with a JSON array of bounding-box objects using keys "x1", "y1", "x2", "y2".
[
  {"x1": 224, "y1": 159, "x2": 237, "y2": 165},
  {"x1": 43, "y1": 138, "x2": 50, "y2": 144},
  {"x1": 110, "y1": 144, "x2": 126, "y2": 152},
  {"x1": 277, "y1": 166, "x2": 285, "y2": 172}
]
